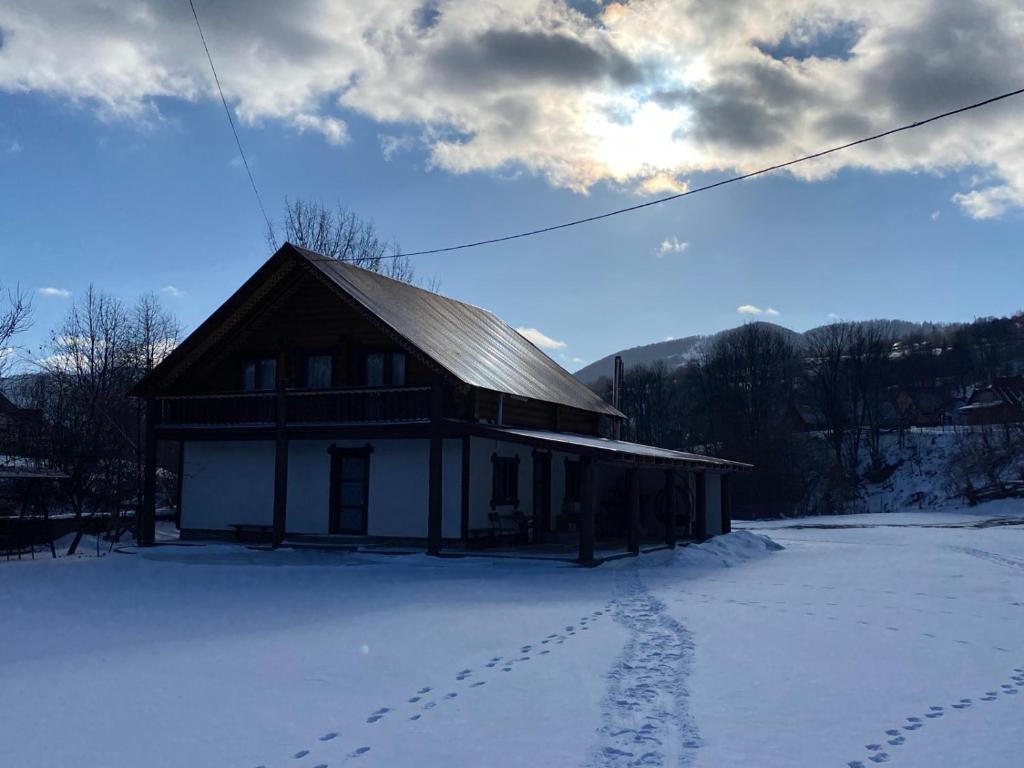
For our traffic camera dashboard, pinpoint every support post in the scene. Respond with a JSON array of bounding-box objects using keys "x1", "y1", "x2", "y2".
[
  {"x1": 694, "y1": 471, "x2": 707, "y2": 540},
  {"x1": 664, "y1": 466, "x2": 676, "y2": 549},
  {"x1": 139, "y1": 397, "x2": 158, "y2": 547},
  {"x1": 427, "y1": 375, "x2": 444, "y2": 555},
  {"x1": 578, "y1": 457, "x2": 596, "y2": 565},
  {"x1": 272, "y1": 351, "x2": 288, "y2": 547},
  {"x1": 721, "y1": 473, "x2": 733, "y2": 534},
  {"x1": 627, "y1": 465, "x2": 640, "y2": 555}
]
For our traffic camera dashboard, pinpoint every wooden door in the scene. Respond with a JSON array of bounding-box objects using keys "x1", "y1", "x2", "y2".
[{"x1": 329, "y1": 449, "x2": 370, "y2": 535}]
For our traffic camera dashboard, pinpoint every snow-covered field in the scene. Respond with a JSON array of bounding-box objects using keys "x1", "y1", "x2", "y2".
[{"x1": 3, "y1": 502, "x2": 1023, "y2": 768}]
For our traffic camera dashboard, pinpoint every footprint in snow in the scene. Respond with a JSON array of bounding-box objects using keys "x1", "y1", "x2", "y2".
[
  {"x1": 445, "y1": 692, "x2": 458, "y2": 700},
  {"x1": 319, "y1": 732, "x2": 338, "y2": 742},
  {"x1": 849, "y1": 762, "x2": 866, "y2": 768},
  {"x1": 981, "y1": 693, "x2": 998, "y2": 701},
  {"x1": 349, "y1": 746, "x2": 371, "y2": 758},
  {"x1": 313, "y1": 764, "x2": 327, "y2": 768},
  {"x1": 294, "y1": 750, "x2": 310, "y2": 759},
  {"x1": 887, "y1": 735, "x2": 906, "y2": 747},
  {"x1": 471, "y1": 681, "x2": 486, "y2": 687},
  {"x1": 501, "y1": 666, "x2": 512, "y2": 672},
  {"x1": 408, "y1": 696, "x2": 421, "y2": 703},
  {"x1": 868, "y1": 752, "x2": 890, "y2": 764},
  {"x1": 409, "y1": 714, "x2": 421, "y2": 721},
  {"x1": 366, "y1": 707, "x2": 390, "y2": 723},
  {"x1": 418, "y1": 686, "x2": 432, "y2": 694},
  {"x1": 866, "y1": 744, "x2": 883, "y2": 752},
  {"x1": 485, "y1": 661, "x2": 498, "y2": 668}
]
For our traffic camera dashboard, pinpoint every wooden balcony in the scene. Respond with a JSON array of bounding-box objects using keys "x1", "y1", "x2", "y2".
[{"x1": 155, "y1": 386, "x2": 433, "y2": 427}]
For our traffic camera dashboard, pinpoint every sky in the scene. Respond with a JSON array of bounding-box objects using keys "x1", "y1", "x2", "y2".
[{"x1": 1, "y1": 0, "x2": 1023, "y2": 373}]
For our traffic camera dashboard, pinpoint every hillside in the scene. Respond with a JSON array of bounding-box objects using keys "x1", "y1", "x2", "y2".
[
  {"x1": 573, "y1": 319, "x2": 951, "y2": 384},
  {"x1": 574, "y1": 322, "x2": 801, "y2": 383}
]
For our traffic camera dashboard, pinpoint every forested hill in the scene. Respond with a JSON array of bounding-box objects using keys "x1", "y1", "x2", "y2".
[{"x1": 574, "y1": 319, "x2": 952, "y2": 384}]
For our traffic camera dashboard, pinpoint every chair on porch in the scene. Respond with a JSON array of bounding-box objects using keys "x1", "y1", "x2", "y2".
[{"x1": 488, "y1": 511, "x2": 519, "y2": 540}]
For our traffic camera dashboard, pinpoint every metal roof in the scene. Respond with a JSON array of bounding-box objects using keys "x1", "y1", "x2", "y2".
[
  {"x1": 294, "y1": 245, "x2": 623, "y2": 418},
  {"x1": 470, "y1": 424, "x2": 752, "y2": 470}
]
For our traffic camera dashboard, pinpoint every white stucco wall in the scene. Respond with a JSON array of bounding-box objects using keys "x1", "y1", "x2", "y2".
[
  {"x1": 284, "y1": 439, "x2": 433, "y2": 537},
  {"x1": 466, "y1": 436, "x2": 535, "y2": 531},
  {"x1": 181, "y1": 437, "x2": 463, "y2": 540},
  {"x1": 181, "y1": 441, "x2": 275, "y2": 530},
  {"x1": 705, "y1": 472, "x2": 723, "y2": 536}
]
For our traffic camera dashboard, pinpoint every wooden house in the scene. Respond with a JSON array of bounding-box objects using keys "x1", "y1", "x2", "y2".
[
  {"x1": 133, "y1": 244, "x2": 749, "y2": 562},
  {"x1": 959, "y1": 376, "x2": 1024, "y2": 426}
]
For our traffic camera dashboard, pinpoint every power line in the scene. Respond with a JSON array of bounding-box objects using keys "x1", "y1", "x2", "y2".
[
  {"x1": 394, "y1": 85, "x2": 1024, "y2": 259},
  {"x1": 188, "y1": 0, "x2": 275, "y2": 243}
]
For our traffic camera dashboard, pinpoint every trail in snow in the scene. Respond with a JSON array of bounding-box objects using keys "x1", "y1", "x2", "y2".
[
  {"x1": 587, "y1": 568, "x2": 699, "y2": 768},
  {"x1": 947, "y1": 545, "x2": 1024, "y2": 571},
  {"x1": 260, "y1": 598, "x2": 616, "y2": 768},
  {"x1": 845, "y1": 665, "x2": 1024, "y2": 767}
]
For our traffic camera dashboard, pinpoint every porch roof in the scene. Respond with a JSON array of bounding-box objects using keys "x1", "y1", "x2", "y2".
[{"x1": 468, "y1": 424, "x2": 752, "y2": 471}]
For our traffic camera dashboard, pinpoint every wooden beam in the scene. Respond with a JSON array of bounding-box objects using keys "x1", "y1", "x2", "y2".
[
  {"x1": 627, "y1": 465, "x2": 640, "y2": 555},
  {"x1": 427, "y1": 375, "x2": 444, "y2": 555},
  {"x1": 139, "y1": 397, "x2": 158, "y2": 547},
  {"x1": 664, "y1": 467, "x2": 676, "y2": 549},
  {"x1": 272, "y1": 350, "x2": 289, "y2": 547},
  {"x1": 460, "y1": 434, "x2": 470, "y2": 542},
  {"x1": 578, "y1": 457, "x2": 596, "y2": 565},
  {"x1": 721, "y1": 473, "x2": 733, "y2": 534},
  {"x1": 694, "y1": 471, "x2": 707, "y2": 540}
]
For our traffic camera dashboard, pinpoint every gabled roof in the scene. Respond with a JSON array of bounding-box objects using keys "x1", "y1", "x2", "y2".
[{"x1": 137, "y1": 243, "x2": 623, "y2": 419}]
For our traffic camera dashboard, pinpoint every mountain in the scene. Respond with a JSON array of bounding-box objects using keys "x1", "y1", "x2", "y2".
[
  {"x1": 573, "y1": 334, "x2": 708, "y2": 384},
  {"x1": 572, "y1": 319, "x2": 943, "y2": 384}
]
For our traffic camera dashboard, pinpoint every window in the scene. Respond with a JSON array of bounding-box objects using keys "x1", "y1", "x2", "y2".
[
  {"x1": 390, "y1": 352, "x2": 406, "y2": 386},
  {"x1": 564, "y1": 459, "x2": 581, "y2": 504},
  {"x1": 365, "y1": 352, "x2": 385, "y2": 386},
  {"x1": 242, "y1": 357, "x2": 276, "y2": 390},
  {"x1": 306, "y1": 355, "x2": 333, "y2": 388},
  {"x1": 491, "y1": 454, "x2": 520, "y2": 508},
  {"x1": 365, "y1": 351, "x2": 407, "y2": 386}
]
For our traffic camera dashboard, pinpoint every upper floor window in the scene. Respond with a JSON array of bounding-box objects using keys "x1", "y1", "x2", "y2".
[
  {"x1": 365, "y1": 351, "x2": 407, "y2": 387},
  {"x1": 306, "y1": 354, "x2": 333, "y2": 389},
  {"x1": 242, "y1": 357, "x2": 276, "y2": 391}
]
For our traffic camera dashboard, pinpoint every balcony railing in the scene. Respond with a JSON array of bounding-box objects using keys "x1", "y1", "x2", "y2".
[{"x1": 156, "y1": 387, "x2": 432, "y2": 427}]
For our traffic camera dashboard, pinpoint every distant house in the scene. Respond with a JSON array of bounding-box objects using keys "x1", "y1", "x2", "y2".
[
  {"x1": 781, "y1": 402, "x2": 826, "y2": 433},
  {"x1": 133, "y1": 244, "x2": 749, "y2": 562},
  {"x1": 959, "y1": 376, "x2": 1024, "y2": 426},
  {"x1": 895, "y1": 386, "x2": 950, "y2": 428},
  {"x1": 0, "y1": 392, "x2": 44, "y2": 460}
]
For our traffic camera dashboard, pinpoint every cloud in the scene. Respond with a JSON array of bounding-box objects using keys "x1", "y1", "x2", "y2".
[
  {"x1": 516, "y1": 326, "x2": 567, "y2": 349},
  {"x1": 656, "y1": 237, "x2": 689, "y2": 257},
  {"x1": 930, "y1": 209, "x2": 940, "y2": 221},
  {"x1": 737, "y1": 304, "x2": 780, "y2": 316},
  {"x1": 952, "y1": 186, "x2": 1019, "y2": 220},
  {"x1": 1, "y1": 1, "x2": 1023, "y2": 213},
  {"x1": 827, "y1": 311, "x2": 841, "y2": 319},
  {"x1": 6, "y1": 139, "x2": 20, "y2": 153},
  {"x1": 161, "y1": 285, "x2": 185, "y2": 298},
  {"x1": 37, "y1": 286, "x2": 70, "y2": 297}
]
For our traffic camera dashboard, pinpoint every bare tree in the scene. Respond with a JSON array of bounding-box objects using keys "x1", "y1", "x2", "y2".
[
  {"x1": 0, "y1": 283, "x2": 32, "y2": 379},
  {"x1": 804, "y1": 322, "x2": 852, "y2": 470},
  {"x1": 34, "y1": 288, "x2": 180, "y2": 536},
  {"x1": 269, "y1": 198, "x2": 419, "y2": 284}
]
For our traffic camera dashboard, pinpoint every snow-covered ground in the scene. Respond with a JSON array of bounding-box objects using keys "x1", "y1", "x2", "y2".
[{"x1": 3, "y1": 502, "x2": 1024, "y2": 768}]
